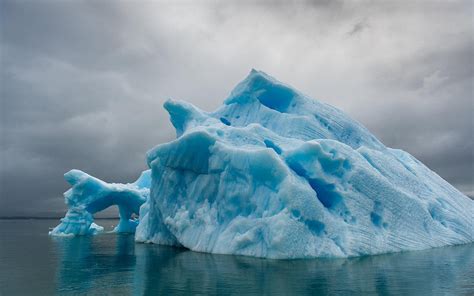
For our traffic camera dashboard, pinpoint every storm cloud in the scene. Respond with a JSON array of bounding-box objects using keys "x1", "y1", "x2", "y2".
[{"x1": 1, "y1": 0, "x2": 472, "y2": 216}]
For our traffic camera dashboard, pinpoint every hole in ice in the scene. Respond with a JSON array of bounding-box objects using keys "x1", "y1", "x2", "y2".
[
  {"x1": 264, "y1": 139, "x2": 282, "y2": 155},
  {"x1": 370, "y1": 201, "x2": 384, "y2": 228},
  {"x1": 291, "y1": 209, "x2": 301, "y2": 218},
  {"x1": 307, "y1": 179, "x2": 342, "y2": 209},
  {"x1": 304, "y1": 219, "x2": 325, "y2": 236},
  {"x1": 286, "y1": 161, "x2": 344, "y2": 210},
  {"x1": 256, "y1": 85, "x2": 294, "y2": 113},
  {"x1": 220, "y1": 117, "x2": 231, "y2": 126},
  {"x1": 370, "y1": 212, "x2": 383, "y2": 227}
]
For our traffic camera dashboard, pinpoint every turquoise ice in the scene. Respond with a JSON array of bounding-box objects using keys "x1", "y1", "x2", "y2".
[
  {"x1": 51, "y1": 70, "x2": 473, "y2": 258},
  {"x1": 49, "y1": 169, "x2": 150, "y2": 236}
]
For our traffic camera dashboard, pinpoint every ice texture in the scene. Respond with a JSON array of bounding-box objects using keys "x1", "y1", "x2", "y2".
[
  {"x1": 49, "y1": 169, "x2": 150, "y2": 236},
  {"x1": 53, "y1": 70, "x2": 473, "y2": 258}
]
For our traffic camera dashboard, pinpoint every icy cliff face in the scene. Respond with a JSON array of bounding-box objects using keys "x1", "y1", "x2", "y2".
[
  {"x1": 53, "y1": 70, "x2": 473, "y2": 258},
  {"x1": 136, "y1": 70, "x2": 473, "y2": 258},
  {"x1": 49, "y1": 169, "x2": 150, "y2": 236}
]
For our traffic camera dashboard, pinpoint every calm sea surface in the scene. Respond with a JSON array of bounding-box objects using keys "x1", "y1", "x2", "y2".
[{"x1": 0, "y1": 219, "x2": 472, "y2": 295}]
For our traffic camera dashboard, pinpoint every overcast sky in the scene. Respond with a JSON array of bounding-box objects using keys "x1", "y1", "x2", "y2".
[{"x1": 1, "y1": 0, "x2": 473, "y2": 217}]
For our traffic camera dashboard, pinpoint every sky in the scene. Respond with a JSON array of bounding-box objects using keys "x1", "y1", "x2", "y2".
[{"x1": 1, "y1": 0, "x2": 473, "y2": 217}]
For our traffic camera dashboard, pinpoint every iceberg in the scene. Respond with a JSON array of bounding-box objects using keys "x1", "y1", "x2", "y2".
[
  {"x1": 51, "y1": 70, "x2": 473, "y2": 259},
  {"x1": 49, "y1": 169, "x2": 150, "y2": 236}
]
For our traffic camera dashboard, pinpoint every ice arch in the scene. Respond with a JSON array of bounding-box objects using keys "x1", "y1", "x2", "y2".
[{"x1": 49, "y1": 169, "x2": 150, "y2": 236}]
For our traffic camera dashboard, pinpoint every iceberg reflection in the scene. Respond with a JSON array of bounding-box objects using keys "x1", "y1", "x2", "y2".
[{"x1": 52, "y1": 232, "x2": 473, "y2": 295}]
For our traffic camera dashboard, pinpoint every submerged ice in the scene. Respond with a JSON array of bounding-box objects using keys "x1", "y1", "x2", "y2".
[{"x1": 51, "y1": 70, "x2": 473, "y2": 258}]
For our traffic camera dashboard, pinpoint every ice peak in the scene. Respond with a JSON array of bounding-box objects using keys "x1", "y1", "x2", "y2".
[
  {"x1": 64, "y1": 169, "x2": 90, "y2": 186},
  {"x1": 164, "y1": 99, "x2": 207, "y2": 137},
  {"x1": 225, "y1": 70, "x2": 299, "y2": 113}
]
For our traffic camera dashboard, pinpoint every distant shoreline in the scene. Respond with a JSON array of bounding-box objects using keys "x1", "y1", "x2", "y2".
[{"x1": 0, "y1": 217, "x2": 119, "y2": 220}]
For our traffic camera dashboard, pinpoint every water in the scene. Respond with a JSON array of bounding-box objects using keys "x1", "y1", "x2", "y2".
[{"x1": 0, "y1": 219, "x2": 472, "y2": 295}]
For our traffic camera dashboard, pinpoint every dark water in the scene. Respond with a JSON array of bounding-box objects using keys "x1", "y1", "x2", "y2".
[{"x1": 0, "y1": 220, "x2": 473, "y2": 295}]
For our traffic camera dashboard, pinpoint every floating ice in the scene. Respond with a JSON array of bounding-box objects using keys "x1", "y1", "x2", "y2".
[
  {"x1": 52, "y1": 70, "x2": 473, "y2": 259},
  {"x1": 49, "y1": 169, "x2": 150, "y2": 236}
]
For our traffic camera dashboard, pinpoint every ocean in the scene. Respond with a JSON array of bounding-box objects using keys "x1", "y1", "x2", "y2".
[{"x1": 0, "y1": 219, "x2": 472, "y2": 295}]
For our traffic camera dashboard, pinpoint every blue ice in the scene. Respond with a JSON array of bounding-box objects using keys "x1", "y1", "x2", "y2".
[
  {"x1": 51, "y1": 70, "x2": 473, "y2": 259},
  {"x1": 49, "y1": 169, "x2": 150, "y2": 236}
]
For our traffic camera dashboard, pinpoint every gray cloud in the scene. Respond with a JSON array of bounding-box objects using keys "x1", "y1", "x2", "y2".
[
  {"x1": 347, "y1": 18, "x2": 370, "y2": 36},
  {"x1": 1, "y1": 0, "x2": 472, "y2": 216}
]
